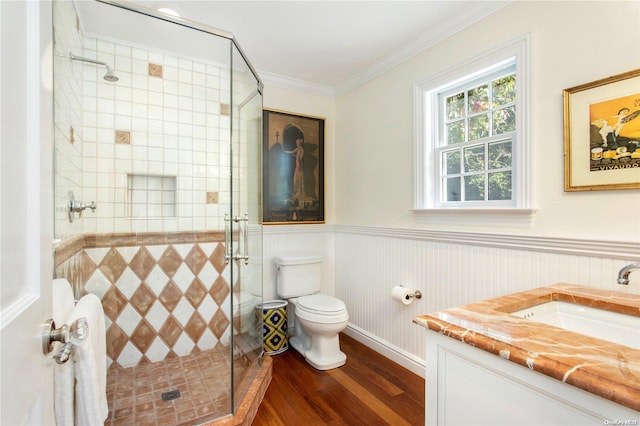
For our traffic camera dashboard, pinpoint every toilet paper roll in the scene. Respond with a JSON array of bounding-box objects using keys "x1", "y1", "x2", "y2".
[{"x1": 391, "y1": 285, "x2": 413, "y2": 305}]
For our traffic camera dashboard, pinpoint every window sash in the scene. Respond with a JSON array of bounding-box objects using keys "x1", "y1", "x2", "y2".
[
  {"x1": 435, "y1": 133, "x2": 515, "y2": 207},
  {"x1": 438, "y1": 67, "x2": 516, "y2": 147},
  {"x1": 433, "y1": 66, "x2": 516, "y2": 208}
]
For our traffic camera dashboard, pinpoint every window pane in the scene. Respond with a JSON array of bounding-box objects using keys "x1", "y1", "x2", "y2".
[
  {"x1": 446, "y1": 92, "x2": 465, "y2": 119},
  {"x1": 493, "y1": 105, "x2": 516, "y2": 134},
  {"x1": 464, "y1": 174, "x2": 484, "y2": 201},
  {"x1": 444, "y1": 150, "x2": 460, "y2": 174},
  {"x1": 447, "y1": 120, "x2": 465, "y2": 144},
  {"x1": 488, "y1": 171, "x2": 512, "y2": 200},
  {"x1": 445, "y1": 177, "x2": 461, "y2": 201},
  {"x1": 468, "y1": 84, "x2": 489, "y2": 113},
  {"x1": 488, "y1": 141, "x2": 512, "y2": 170},
  {"x1": 492, "y1": 75, "x2": 516, "y2": 107},
  {"x1": 468, "y1": 113, "x2": 489, "y2": 140},
  {"x1": 464, "y1": 145, "x2": 485, "y2": 172}
]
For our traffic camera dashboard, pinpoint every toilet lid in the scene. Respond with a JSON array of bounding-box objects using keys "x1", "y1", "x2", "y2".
[{"x1": 297, "y1": 294, "x2": 346, "y2": 315}]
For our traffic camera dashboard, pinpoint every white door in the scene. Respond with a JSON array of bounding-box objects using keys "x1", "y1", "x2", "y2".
[{"x1": 0, "y1": 1, "x2": 54, "y2": 425}]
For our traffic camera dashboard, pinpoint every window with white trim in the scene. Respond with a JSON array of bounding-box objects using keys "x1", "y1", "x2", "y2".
[
  {"x1": 414, "y1": 35, "x2": 531, "y2": 214},
  {"x1": 438, "y1": 65, "x2": 515, "y2": 205}
]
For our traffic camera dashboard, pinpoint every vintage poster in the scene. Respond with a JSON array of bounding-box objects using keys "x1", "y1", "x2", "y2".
[
  {"x1": 589, "y1": 93, "x2": 640, "y2": 171},
  {"x1": 262, "y1": 109, "x2": 325, "y2": 224}
]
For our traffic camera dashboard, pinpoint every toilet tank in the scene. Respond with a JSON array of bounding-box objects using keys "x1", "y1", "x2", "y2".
[{"x1": 275, "y1": 255, "x2": 324, "y2": 298}]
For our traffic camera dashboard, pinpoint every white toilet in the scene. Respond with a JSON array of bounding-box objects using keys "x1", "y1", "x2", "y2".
[{"x1": 275, "y1": 255, "x2": 349, "y2": 370}]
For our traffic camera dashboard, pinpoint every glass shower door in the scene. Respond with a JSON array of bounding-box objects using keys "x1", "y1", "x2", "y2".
[{"x1": 229, "y1": 43, "x2": 263, "y2": 412}]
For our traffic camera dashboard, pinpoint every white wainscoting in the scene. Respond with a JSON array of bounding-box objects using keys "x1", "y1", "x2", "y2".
[
  {"x1": 335, "y1": 225, "x2": 639, "y2": 376},
  {"x1": 262, "y1": 224, "x2": 335, "y2": 300},
  {"x1": 263, "y1": 224, "x2": 640, "y2": 377}
]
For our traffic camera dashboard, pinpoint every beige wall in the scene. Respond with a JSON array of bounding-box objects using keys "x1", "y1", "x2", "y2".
[{"x1": 334, "y1": 1, "x2": 640, "y2": 241}]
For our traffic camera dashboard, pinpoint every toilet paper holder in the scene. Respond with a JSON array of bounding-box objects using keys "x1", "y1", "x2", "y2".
[
  {"x1": 407, "y1": 289, "x2": 422, "y2": 300},
  {"x1": 392, "y1": 285, "x2": 422, "y2": 303}
]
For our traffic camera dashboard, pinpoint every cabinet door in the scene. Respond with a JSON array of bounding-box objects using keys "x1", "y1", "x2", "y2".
[{"x1": 426, "y1": 332, "x2": 637, "y2": 425}]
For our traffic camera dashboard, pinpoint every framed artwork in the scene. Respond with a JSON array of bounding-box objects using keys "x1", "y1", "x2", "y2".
[
  {"x1": 563, "y1": 69, "x2": 640, "y2": 191},
  {"x1": 262, "y1": 109, "x2": 325, "y2": 224}
]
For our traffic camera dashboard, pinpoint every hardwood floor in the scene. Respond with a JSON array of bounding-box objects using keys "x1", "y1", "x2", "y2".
[{"x1": 252, "y1": 333, "x2": 425, "y2": 425}]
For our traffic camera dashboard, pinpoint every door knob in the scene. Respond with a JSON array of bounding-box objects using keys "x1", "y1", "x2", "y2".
[{"x1": 42, "y1": 317, "x2": 88, "y2": 356}]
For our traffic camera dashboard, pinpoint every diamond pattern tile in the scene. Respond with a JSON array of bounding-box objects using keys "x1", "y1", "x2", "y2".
[
  {"x1": 173, "y1": 298, "x2": 196, "y2": 327},
  {"x1": 118, "y1": 304, "x2": 143, "y2": 336},
  {"x1": 173, "y1": 263, "x2": 196, "y2": 293},
  {"x1": 99, "y1": 247, "x2": 128, "y2": 283},
  {"x1": 115, "y1": 267, "x2": 142, "y2": 300},
  {"x1": 106, "y1": 323, "x2": 128, "y2": 360},
  {"x1": 119, "y1": 342, "x2": 143, "y2": 367},
  {"x1": 185, "y1": 312, "x2": 207, "y2": 343},
  {"x1": 81, "y1": 251, "x2": 97, "y2": 285},
  {"x1": 159, "y1": 281, "x2": 182, "y2": 312},
  {"x1": 145, "y1": 336, "x2": 170, "y2": 362},
  {"x1": 58, "y1": 237, "x2": 240, "y2": 369},
  {"x1": 102, "y1": 287, "x2": 129, "y2": 321},
  {"x1": 196, "y1": 262, "x2": 217, "y2": 289},
  {"x1": 172, "y1": 333, "x2": 195, "y2": 356},
  {"x1": 84, "y1": 247, "x2": 111, "y2": 266},
  {"x1": 185, "y1": 245, "x2": 208, "y2": 275},
  {"x1": 158, "y1": 245, "x2": 182, "y2": 277},
  {"x1": 129, "y1": 246, "x2": 156, "y2": 281},
  {"x1": 146, "y1": 301, "x2": 170, "y2": 331},
  {"x1": 209, "y1": 310, "x2": 230, "y2": 340},
  {"x1": 210, "y1": 276, "x2": 229, "y2": 306},
  {"x1": 210, "y1": 243, "x2": 227, "y2": 273},
  {"x1": 131, "y1": 319, "x2": 156, "y2": 353},
  {"x1": 84, "y1": 269, "x2": 113, "y2": 300},
  {"x1": 130, "y1": 283, "x2": 155, "y2": 315},
  {"x1": 185, "y1": 278, "x2": 207, "y2": 308},
  {"x1": 145, "y1": 265, "x2": 170, "y2": 296},
  {"x1": 159, "y1": 316, "x2": 182, "y2": 347}
]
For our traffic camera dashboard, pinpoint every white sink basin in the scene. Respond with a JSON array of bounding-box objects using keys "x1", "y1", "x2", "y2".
[{"x1": 511, "y1": 301, "x2": 639, "y2": 349}]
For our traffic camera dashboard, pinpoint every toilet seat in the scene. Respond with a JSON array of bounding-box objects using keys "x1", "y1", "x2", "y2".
[{"x1": 295, "y1": 294, "x2": 348, "y2": 323}]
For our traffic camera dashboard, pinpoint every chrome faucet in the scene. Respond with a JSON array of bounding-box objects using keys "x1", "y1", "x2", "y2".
[
  {"x1": 67, "y1": 190, "x2": 97, "y2": 223},
  {"x1": 617, "y1": 263, "x2": 640, "y2": 285}
]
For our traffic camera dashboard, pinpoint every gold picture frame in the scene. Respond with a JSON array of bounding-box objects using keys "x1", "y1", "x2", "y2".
[
  {"x1": 563, "y1": 69, "x2": 640, "y2": 191},
  {"x1": 262, "y1": 109, "x2": 325, "y2": 224}
]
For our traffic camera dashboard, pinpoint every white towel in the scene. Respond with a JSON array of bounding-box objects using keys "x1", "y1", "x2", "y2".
[
  {"x1": 69, "y1": 293, "x2": 108, "y2": 426},
  {"x1": 52, "y1": 278, "x2": 76, "y2": 426}
]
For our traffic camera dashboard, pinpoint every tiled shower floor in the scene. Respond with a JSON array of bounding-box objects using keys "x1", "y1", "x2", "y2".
[{"x1": 105, "y1": 346, "x2": 238, "y2": 426}]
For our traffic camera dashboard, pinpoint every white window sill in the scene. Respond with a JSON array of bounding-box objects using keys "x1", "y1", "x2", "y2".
[{"x1": 411, "y1": 208, "x2": 537, "y2": 228}]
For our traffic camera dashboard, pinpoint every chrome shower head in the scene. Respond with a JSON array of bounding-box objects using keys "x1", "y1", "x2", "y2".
[
  {"x1": 67, "y1": 53, "x2": 119, "y2": 83},
  {"x1": 103, "y1": 66, "x2": 119, "y2": 82}
]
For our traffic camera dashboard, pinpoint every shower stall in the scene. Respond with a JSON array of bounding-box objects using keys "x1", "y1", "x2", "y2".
[{"x1": 52, "y1": 0, "x2": 265, "y2": 424}]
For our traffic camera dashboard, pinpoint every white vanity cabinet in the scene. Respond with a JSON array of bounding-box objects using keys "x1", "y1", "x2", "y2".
[{"x1": 426, "y1": 331, "x2": 640, "y2": 426}]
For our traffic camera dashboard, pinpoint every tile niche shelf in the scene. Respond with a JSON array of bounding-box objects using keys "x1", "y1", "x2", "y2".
[{"x1": 127, "y1": 174, "x2": 177, "y2": 218}]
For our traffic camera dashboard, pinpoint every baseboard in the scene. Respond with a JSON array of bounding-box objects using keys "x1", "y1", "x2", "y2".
[{"x1": 343, "y1": 324, "x2": 426, "y2": 378}]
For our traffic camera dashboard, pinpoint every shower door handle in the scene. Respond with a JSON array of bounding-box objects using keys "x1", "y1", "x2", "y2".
[
  {"x1": 224, "y1": 213, "x2": 231, "y2": 264},
  {"x1": 241, "y1": 212, "x2": 249, "y2": 265},
  {"x1": 225, "y1": 213, "x2": 249, "y2": 265},
  {"x1": 232, "y1": 213, "x2": 249, "y2": 265}
]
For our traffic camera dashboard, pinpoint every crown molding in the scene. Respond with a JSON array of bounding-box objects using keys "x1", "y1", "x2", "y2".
[
  {"x1": 260, "y1": 2, "x2": 510, "y2": 98},
  {"x1": 259, "y1": 70, "x2": 335, "y2": 98},
  {"x1": 335, "y1": 1, "x2": 511, "y2": 97}
]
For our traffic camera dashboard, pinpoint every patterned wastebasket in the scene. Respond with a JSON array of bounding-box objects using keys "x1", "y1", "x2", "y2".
[{"x1": 258, "y1": 300, "x2": 288, "y2": 354}]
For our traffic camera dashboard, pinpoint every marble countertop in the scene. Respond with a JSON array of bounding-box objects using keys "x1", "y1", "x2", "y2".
[{"x1": 414, "y1": 283, "x2": 640, "y2": 412}]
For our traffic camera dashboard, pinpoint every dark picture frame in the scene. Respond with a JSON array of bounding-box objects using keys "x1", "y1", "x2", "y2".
[
  {"x1": 262, "y1": 109, "x2": 325, "y2": 224},
  {"x1": 563, "y1": 69, "x2": 640, "y2": 191}
]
